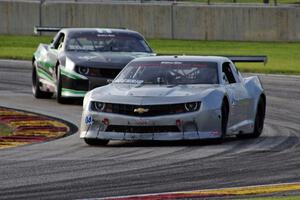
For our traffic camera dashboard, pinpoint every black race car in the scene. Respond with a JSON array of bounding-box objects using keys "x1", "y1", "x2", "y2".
[{"x1": 32, "y1": 27, "x2": 154, "y2": 103}]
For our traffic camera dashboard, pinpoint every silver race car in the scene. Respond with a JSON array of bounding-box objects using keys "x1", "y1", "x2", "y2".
[{"x1": 80, "y1": 56, "x2": 266, "y2": 145}]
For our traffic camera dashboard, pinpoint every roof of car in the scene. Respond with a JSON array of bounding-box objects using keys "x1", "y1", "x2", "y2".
[
  {"x1": 131, "y1": 55, "x2": 231, "y2": 63},
  {"x1": 61, "y1": 28, "x2": 144, "y2": 38}
]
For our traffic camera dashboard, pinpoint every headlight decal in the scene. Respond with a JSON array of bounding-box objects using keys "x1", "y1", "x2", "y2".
[
  {"x1": 91, "y1": 101, "x2": 106, "y2": 112},
  {"x1": 184, "y1": 102, "x2": 200, "y2": 112},
  {"x1": 77, "y1": 66, "x2": 90, "y2": 75}
]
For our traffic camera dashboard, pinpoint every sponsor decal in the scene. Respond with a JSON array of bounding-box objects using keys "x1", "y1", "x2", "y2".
[
  {"x1": 210, "y1": 130, "x2": 220, "y2": 136},
  {"x1": 96, "y1": 29, "x2": 113, "y2": 34},
  {"x1": 161, "y1": 61, "x2": 182, "y2": 65},
  {"x1": 85, "y1": 115, "x2": 94, "y2": 125},
  {"x1": 134, "y1": 118, "x2": 150, "y2": 125},
  {"x1": 114, "y1": 79, "x2": 143, "y2": 84},
  {"x1": 78, "y1": 55, "x2": 98, "y2": 60}
]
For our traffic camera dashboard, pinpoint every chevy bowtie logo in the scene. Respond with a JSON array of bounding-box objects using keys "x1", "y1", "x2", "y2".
[{"x1": 134, "y1": 107, "x2": 149, "y2": 114}]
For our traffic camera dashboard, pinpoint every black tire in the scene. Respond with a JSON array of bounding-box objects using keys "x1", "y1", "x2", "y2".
[
  {"x1": 252, "y1": 97, "x2": 266, "y2": 137},
  {"x1": 32, "y1": 61, "x2": 53, "y2": 99},
  {"x1": 214, "y1": 100, "x2": 229, "y2": 144},
  {"x1": 238, "y1": 97, "x2": 266, "y2": 139},
  {"x1": 84, "y1": 138, "x2": 109, "y2": 146},
  {"x1": 56, "y1": 68, "x2": 68, "y2": 104}
]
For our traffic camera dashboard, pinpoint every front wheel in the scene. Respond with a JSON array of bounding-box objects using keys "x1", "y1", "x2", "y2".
[
  {"x1": 84, "y1": 138, "x2": 109, "y2": 146},
  {"x1": 32, "y1": 61, "x2": 53, "y2": 99},
  {"x1": 213, "y1": 100, "x2": 229, "y2": 144},
  {"x1": 56, "y1": 68, "x2": 68, "y2": 104}
]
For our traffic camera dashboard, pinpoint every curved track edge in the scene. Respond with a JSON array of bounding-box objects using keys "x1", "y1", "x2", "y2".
[
  {"x1": 94, "y1": 182, "x2": 300, "y2": 200},
  {"x1": 0, "y1": 106, "x2": 78, "y2": 149}
]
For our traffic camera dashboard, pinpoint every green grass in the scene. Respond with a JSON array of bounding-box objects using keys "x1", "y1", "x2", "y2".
[
  {"x1": 184, "y1": 0, "x2": 300, "y2": 4},
  {"x1": 241, "y1": 196, "x2": 300, "y2": 200},
  {"x1": 0, "y1": 35, "x2": 51, "y2": 60},
  {"x1": 0, "y1": 123, "x2": 12, "y2": 136},
  {"x1": 150, "y1": 39, "x2": 300, "y2": 75},
  {"x1": 0, "y1": 35, "x2": 300, "y2": 75}
]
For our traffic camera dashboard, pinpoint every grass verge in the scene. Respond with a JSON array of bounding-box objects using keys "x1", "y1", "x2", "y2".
[
  {"x1": 0, "y1": 123, "x2": 12, "y2": 136},
  {"x1": 241, "y1": 196, "x2": 300, "y2": 200},
  {"x1": 150, "y1": 39, "x2": 300, "y2": 75},
  {"x1": 0, "y1": 35, "x2": 300, "y2": 75},
  {"x1": 0, "y1": 35, "x2": 50, "y2": 60},
  {"x1": 184, "y1": 0, "x2": 300, "y2": 4}
]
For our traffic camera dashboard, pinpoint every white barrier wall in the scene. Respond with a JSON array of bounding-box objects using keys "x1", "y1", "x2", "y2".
[
  {"x1": 1, "y1": 1, "x2": 300, "y2": 41},
  {"x1": 173, "y1": 5, "x2": 300, "y2": 41},
  {"x1": 0, "y1": 1, "x2": 40, "y2": 35},
  {"x1": 41, "y1": 2, "x2": 172, "y2": 38}
]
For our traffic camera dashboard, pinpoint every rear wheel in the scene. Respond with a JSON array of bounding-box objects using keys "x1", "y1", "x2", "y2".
[
  {"x1": 238, "y1": 97, "x2": 266, "y2": 139},
  {"x1": 32, "y1": 60, "x2": 53, "y2": 99},
  {"x1": 84, "y1": 138, "x2": 109, "y2": 146}
]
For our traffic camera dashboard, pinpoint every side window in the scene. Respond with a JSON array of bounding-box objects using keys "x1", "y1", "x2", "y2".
[
  {"x1": 52, "y1": 33, "x2": 65, "y2": 50},
  {"x1": 230, "y1": 62, "x2": 241, "y2": 83},
  {"x1": 222, "y1": 62, "x2": 236, "y2": 84}
]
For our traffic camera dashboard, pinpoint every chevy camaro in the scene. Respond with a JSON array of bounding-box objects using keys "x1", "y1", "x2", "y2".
[{"x1": 80, "y1": 56, "x2": 266, "y2": 145}]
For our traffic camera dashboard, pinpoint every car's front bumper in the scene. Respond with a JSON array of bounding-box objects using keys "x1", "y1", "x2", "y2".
[
  {"x1": 81, "y1": 130, "x2": 221, "y2": 141},
  {"x1": 80, "y1": 108, "x2": 222, "y2": 141},
  {"x1": 60, "y1": 68, "x2": 112, "y2": 98}
]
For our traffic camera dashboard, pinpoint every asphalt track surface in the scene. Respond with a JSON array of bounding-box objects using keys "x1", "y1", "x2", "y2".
[{"x1": 0, "y1": 60, "x2": 299, "y2": 200}]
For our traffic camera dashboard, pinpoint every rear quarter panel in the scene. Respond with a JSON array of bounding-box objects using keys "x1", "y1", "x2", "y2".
[{"x1": 243, "y1": 75, "x2": 265, "y2": 119}]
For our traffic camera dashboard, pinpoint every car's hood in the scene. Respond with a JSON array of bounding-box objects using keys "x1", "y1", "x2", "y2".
[
  {"x1": 65, "y1": 51, "x2": 154, "y2": 68},
  {"x1": 90, "y1": 84, "x2": 220, "y2": 105}
]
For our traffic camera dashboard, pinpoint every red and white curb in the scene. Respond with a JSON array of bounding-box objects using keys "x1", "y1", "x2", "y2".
[{"x1": 79, "y1": 182, "x2": 300, "y2": 200}]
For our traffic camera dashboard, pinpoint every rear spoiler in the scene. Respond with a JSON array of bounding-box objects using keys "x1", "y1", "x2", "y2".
[
  {"x1": 156, "y1": 54, "x2": 267, "y2": 65},
  {"x1": 34, "y1": 26, "x2": 62, "y2": 35},
  {"x1": 227, "y1": 56, "x2": 267, "y2": 65},
  {"x1": 33, "y1": 26, "x2": 131, "y2": 35}
]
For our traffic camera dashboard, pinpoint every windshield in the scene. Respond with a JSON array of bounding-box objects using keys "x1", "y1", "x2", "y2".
[
  {"x1": 114, "y1": 61, "x2": 219, "y2": 85},
  {"x1": 66, "y1": 31, "x2": 152, "y2": 53}
]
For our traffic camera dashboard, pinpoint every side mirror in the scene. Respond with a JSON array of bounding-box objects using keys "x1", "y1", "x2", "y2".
[{"x1": 107, "y1": 79, "x2": 113, "y2": 84}]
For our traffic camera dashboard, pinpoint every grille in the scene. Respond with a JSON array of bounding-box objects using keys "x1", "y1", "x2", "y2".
[
  {"x1": 97, "y1": 68, "x2": 121, "y2": 78},
  {"x1": 61, "y1": 76, "x2": 89, "y2": 91},
  {"x1": 106, "y1": 125, "x2": 180, "y2": 133},
  {"x1": 76, "y1": 66, "x2": 121, "y2": 78},
  {"x1": 91, "y1": 102, "x2": 200, "y2": 116},
  {"x1": 104, "y1": 103, "x2": 189, "y2": 117}
]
